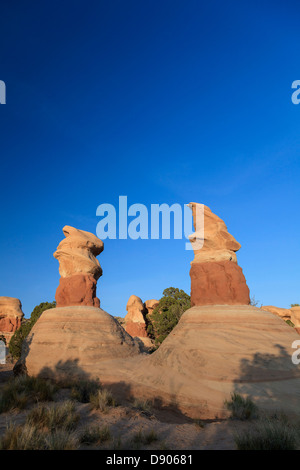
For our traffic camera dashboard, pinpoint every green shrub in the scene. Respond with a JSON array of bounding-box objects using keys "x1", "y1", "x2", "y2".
[
  {"x1": 146, "y1": 287, "x2": 190, "y2": 346},
  {"x1": 234, "y1": 416, "x2": 298, "y2": 450},
  {"x1": 291, "y1": 304, "x2": 300, "y2": 307},
  {"x1": 286, "y1": 319, "x2": 295, "y2": 327},
  {"x1": 224, "y1": 392, "x2": 258, "y2": 420},
  {"x1": 9, "y1": 301, "x2": 56, "y2": 360}
]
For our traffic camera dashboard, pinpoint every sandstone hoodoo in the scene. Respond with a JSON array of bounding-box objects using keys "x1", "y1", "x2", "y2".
[
  {"x1": 188, "y1": 203, "x2": 250, "y2": 306},
  {"x1": 144, "y1": 299, "x2": 159, "y2": 316},
  {"x1": 54, "y1": 225, "x2": 104, "y2": 308},
  {"x1": 18, "y1": 226, "x2": 140, "y2": 379},
  {"x1": 261, "y1": 305, "x2": 293, "y2": 323},
  {"x1": 0, "y1": 297, "x2": 24, "y2": 344},
  {"x1": 124, "y1": 295, "x2": 148, "y2": 338}
]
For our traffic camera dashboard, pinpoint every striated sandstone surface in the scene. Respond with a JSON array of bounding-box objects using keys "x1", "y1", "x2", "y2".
[
  {"x1": 145, "y1": 299, "x2": 159, "y2": 316},
  {"x1": 188, "y1": 203, "x2": 241, "y2": 264},
  {"x1": 19, "y1": 306, "x2": 140, "y2": 379},
  {"x1": 95, "y1": 305, "x2": 300, "y2": 419}
]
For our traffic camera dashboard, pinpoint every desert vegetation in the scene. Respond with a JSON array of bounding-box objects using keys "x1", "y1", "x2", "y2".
[
  {"x1": 233, "y1": 414, "x2": 299, "y2": 450},
  {"x1": 0, "y1": 375, "x2": 56, "y2": 413},
  {"x1": 225, "y1": 393, "x2": 258, "y2": 421},
  {"x1": 224, "y1": 393, "x2": 300, "y2": 450},
  {"x1": 1, "y1": 371, "x2": 300, "y2": 450},
  {"x1": 146, "y1": 287, "x2": 191, "y2": 346}
]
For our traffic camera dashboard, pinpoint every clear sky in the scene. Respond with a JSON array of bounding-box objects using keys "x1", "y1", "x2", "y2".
[{"x1": 0, "y1": 0, "x2": 299, "y2": 318}]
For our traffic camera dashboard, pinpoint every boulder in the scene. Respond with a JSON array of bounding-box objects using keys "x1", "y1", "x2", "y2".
[{"x1": 0, "y1": 297, "x2": 24, "y2": 344}]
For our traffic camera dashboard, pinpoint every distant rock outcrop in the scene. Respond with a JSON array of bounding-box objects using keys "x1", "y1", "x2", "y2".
[
  {"x1": 260, "y1": 305, "x2": 300, "y2": 334},
  {"x1": 0, "y1": 297, "x2": 24, "y2": 344},
  {"x1": 124, "y1": 295, "x2": 148, "y2": 338},
  {"x1": 145, "y1": 299, "x2": 159, "y2": 316},
  {"x1": 261, "y1": 305, "x2": 293, "y2": 322},
  {"x1": 54, "y1": 226, "x2": 104, "y2": 308},
  {"x1": 188, "y1": 203, "x2": 250, "y2": 306},
  {"x1": 124, "y1": 296, "x2": 159, "y2": 351}
]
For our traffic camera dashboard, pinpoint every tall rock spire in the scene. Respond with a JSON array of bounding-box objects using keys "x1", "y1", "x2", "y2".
[
  {"x1": 53, "y1": 225, "x2": 104, "y2": 307},
  {"x1": 188, "y1": 203, "x2": 250, "y2": 306}
]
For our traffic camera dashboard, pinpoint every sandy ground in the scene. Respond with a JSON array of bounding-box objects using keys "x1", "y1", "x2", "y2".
[{"x1": 0, "y1": 362, "x2": 249, "y2": 450}]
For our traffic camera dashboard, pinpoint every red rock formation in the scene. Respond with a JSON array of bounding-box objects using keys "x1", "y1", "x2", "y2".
[
  {"x1": 55, "y1": 274, "x2": 100, "y2": 308},
  {"x1": 145, "y1": 299, "x2": 159, "y2": 316},
  {"x1": 0, "y1": 297, "x2": 24, "y2": 344},
  {"x1": 188, "y1": 203, "x2": 250, "y2": 306},
  {"x1": 190, "y1": 261, "x2": 250, "y2": 306},
  {"x1": 54, "y1": 226, "x2": 103, "y2": 308}
]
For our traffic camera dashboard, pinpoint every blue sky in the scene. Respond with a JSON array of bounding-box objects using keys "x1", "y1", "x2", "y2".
[{"x1": 0, "y1": 0, "x2": 299, "y2": 318}]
